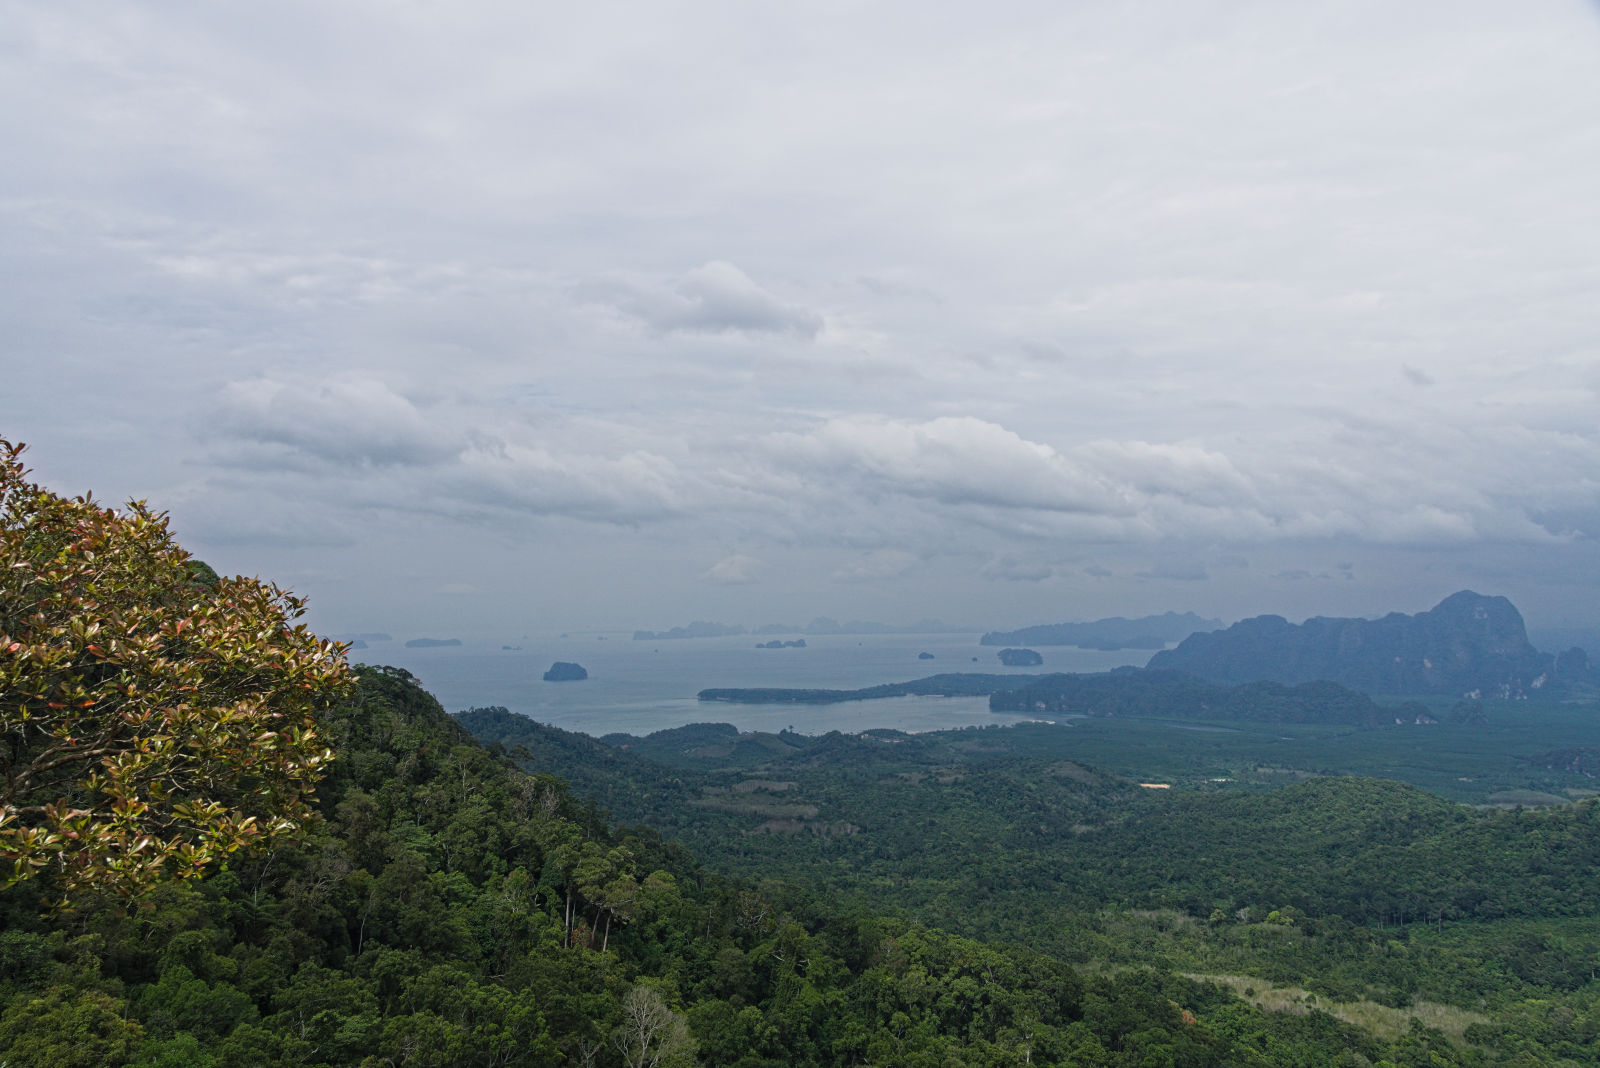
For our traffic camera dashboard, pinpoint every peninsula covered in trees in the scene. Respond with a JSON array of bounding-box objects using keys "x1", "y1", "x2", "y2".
[
  {"x1": 982, "y1": 611, "x2": 1222, "y2": 650},
  {"x1": 697, "y1": 666, "x2": 1412, "y2": 727},
  {"x1": 699, "y1": 673, "x2": 1037, "y2": 705},
  {"x1": 988, "y1": 669, "x2": 1414, "y2": 726}
]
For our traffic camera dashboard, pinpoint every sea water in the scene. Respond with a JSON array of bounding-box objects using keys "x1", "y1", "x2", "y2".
[{"x1": 354, "y1": 632, "x2": 1152, "y2": 737}]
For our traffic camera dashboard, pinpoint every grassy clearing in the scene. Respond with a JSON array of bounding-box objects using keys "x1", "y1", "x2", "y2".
[{"x1": 1188, "y1": 973, "x2": 1489, "y2": 1044}]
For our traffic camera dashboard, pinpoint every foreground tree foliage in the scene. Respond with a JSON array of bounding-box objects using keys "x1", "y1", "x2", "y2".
[{"x1": 0, "y1": 440, "x2": 349, "y2": 898}]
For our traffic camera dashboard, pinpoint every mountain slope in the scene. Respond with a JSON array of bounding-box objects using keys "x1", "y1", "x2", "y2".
[
  {"x1": 7, "y1": 667, "x2": 1413, "y2": 1067},
  {"x1": 1147, "y1": 591, "x2": 1591, "y2": 697}
]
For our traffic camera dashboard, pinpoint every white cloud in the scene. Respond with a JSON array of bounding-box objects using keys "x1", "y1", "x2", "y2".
[
  {"x1": 216, "y1": 374, "x2": 457, "y2": 466},
  {"x1": 441, "y1": 441, "x2": 685, "y2": 525},
  {"x1": 700, "y1": 553, "x2": 762, "y2": 584},
  {"x1": 769, "y1": 416, "x2": 1125, "y2": 517}
]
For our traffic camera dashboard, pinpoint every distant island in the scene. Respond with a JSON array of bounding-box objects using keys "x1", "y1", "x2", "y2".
[
  {"x1": 636, "y1": 617, "x2": 979, "y2": 639},
  {"x1": 756, "y1": 639, "x2": 806, "y2": 648},
  {"x1": 1147, "y1": 590, "x2": 1599, "y2": 698},
  {"x1": 404, "y1": 637, "x2": 462, "y2": 649},
  {"x1": 918, "y1": 651, "x2": 935, "y2": 659},
  {"x1": 998, "y1": 648, "x2": 1044, "y2": 667},
  {"x1": 699, "y1": 673, "x2": 1042, "y2": 705},
  {"x1": 543, "y1": 661, "x2": 588, "y2": 682},
  {"x1": 981, "y1": 611, "x2": 1221, "y2": 649},
  {"x1": 792, "y1": 617, "x2": 975, "y2": 636},
  {"x1": 634, "y1": 621, "x2": 746, "y2": 640}
]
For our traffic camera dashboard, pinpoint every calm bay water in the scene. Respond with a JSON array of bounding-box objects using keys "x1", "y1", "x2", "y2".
[{"x1": 354, "y1": 632, "x2": 1153, "y2": 737}]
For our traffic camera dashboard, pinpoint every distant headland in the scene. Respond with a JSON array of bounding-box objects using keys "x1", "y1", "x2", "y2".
[{"x1": 981, "y1": 612, "x2": 1221, "y2": 650}]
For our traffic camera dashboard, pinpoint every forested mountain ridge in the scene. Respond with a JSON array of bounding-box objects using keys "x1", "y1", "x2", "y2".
[
  {"x1": 6, "y1": 666, "x2": 1449, "y2": 1067},
  {"x1": 1147, "y1": 590, "x2": 1598, "y2": 697},
  {"x1": 463, "y1": 709, "x2": 1600, "y2": 929}
]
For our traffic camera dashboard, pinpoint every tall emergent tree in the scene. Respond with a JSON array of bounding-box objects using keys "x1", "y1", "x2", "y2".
[{"x1": 0, "y1": 439, "x2": 351, "y2": 899}]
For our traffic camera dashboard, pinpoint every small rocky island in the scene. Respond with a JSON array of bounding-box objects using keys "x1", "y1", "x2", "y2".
[
  {"x1": 997, "y1": 648, "x2": 1044, "y2": 667},
  {"x1": 543, "y1": 661, "x2": 589, "y2": 682},
  {"x1": 756, "y1": 639, "x2": 807, "y2": 649},
  {"x1": 918, "y1": 652, "x2": 935, "y2": 659}
]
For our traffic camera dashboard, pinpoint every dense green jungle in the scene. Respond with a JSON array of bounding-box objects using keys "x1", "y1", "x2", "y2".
[
  {"x1": 1, "y1": 666, "x2": 1482, "y2": 1068},
  {"x1": 459, "y1": 682, "x2": 1600, "y2": 1067},
  {"x1": 7, "y1": 658, "x2": 1600, "y2": 1064}
]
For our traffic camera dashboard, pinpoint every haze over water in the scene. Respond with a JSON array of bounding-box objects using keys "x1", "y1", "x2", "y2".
[{"x1": 356, "y1": 632, "x2": 1150, "y2": 737}]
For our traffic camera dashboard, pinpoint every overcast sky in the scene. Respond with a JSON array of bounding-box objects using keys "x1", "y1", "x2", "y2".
[{"x1": 4, "y1": 1, "x2": 1599, "y2": 640}]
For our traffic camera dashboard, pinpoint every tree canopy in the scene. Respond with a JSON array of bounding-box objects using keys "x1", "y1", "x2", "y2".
[{"x1": 0, "y1": 439, "x2": 350, "y2": 899}]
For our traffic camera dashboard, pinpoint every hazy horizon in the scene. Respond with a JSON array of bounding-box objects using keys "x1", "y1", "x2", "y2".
[{"x1": 6, "y1": 2, "x2": 1599, "y2": 640}]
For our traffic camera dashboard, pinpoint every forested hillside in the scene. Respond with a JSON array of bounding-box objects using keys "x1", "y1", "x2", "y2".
[
  {"x1": 464, "y1": 704, "x2": 1600, "y2": 1065},
  {"x1": 3, "y1": 667, "x2": 1468, "y2": 1067},
  {"x1": 462, "y1": 708, "x2": 1600, "y2": 923}
]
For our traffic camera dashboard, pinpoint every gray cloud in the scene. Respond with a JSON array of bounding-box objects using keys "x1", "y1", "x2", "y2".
[
  {"x1": 1401, "y1": 364, "x2": 1435, "y2": 388},
  {"x1": 7, "y1": 2, "x2": 1600, "y2": 634},
  {"x1": 434, "y1": 583, "x2": 481, "y2": 596},
  {"x1": 981, "y1": 553, "x2": 1055, "y2": 582},
  {"x1": 759, "y1": 414, "x2": 1597, "y2": 551},
  {"x1": 832, "y1": 550, "x2": 918, "y2": 583},
  {"x1": 577, "y1": 262, "x2": 823, "y2": 338},
  {"x1": 1139, "y1": 559, "x2": 1210, "y2": 582}
]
